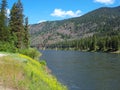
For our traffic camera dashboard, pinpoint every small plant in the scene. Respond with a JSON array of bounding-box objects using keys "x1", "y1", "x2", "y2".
[{"x1": 40, "y1": 60, "x2": 47, "y2": 66}]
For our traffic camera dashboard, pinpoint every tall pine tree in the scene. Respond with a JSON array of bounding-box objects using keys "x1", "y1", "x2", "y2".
[
  {"x1": 0, "y1": 0, "x2": 9, "y2": 41},
  {"x1": 9, "y1": 0, "x2": 24, "y2": 49},
  {"x1": 24, "y1": 17, "x2": 29, "y2": 48}
]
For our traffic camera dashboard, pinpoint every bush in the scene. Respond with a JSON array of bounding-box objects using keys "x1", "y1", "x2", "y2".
[
  {"x1": 40, "y1": 60, "x2": 46, "y2": 66},
  {"x1": 0, "y1": 41, "x2": 17, "y2": 52},
  {"x1": 18, "y1": 48, "x2": 41, "y2": 60}
]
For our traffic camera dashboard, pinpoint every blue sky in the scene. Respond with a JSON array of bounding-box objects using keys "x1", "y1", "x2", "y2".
[{"x1": 7, "y1": 0, "x2": 120, "y2": 24}]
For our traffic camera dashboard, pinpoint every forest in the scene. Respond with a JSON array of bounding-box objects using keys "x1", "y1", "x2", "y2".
[
  {"x1": 0, "y1": 0, "x2": 29, "y2": 52},
  {"x1": 49, "y1": 33, "x2": 120, "y2": 52}
]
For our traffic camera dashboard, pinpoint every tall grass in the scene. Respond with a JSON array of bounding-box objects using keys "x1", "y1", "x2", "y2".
[{"x1": 0, "y1": 53, "x2": 67, "y2": 90}]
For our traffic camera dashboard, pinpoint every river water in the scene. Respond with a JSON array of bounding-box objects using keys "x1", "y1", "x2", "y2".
[{"x1": 40, "y1": 50, "x2": 120, "y2": 90}]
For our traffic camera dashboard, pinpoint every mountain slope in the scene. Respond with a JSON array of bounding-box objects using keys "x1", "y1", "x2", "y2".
[{"x1": 30, "y1": 6, "x2": 120, "y2": 47}]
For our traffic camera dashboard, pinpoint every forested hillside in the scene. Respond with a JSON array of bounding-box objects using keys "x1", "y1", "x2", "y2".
[{"x1": 30, "y1": 6, "x2": 120, "y2": 49}]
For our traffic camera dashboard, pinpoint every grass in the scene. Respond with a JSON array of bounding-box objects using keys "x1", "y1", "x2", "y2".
[{"x1": 0, "y1": 53, "x2": 67, "y2": 90}]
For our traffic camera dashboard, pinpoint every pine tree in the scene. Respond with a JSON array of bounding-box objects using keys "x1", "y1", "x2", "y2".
[
  {"x1": 24, "y1": 17, "x2": 29, "y2": 48},
  {"x1": 16, "y1": 0, "x2": 24, "y2": 49},
  {"x1": 0, "y1": 0, "x2": 8, "y2": 41},
  {"x1": 9, "y1": 0, "x2": 24, "y2": 49},
  {"x1": 9, "y1": 3, "x2": 18, "y2": 44}
]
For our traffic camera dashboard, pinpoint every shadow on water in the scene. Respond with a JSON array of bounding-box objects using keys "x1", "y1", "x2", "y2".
[{"x1": 40, "y1": 50, "x2": 120, "y2": 90}]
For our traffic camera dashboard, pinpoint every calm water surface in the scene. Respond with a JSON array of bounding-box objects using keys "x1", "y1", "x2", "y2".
[{"x1": 40, "y1": 50, "x2": 120, "y2": 90}]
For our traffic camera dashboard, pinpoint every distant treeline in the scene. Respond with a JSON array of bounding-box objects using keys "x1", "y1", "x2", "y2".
[
  {"x1": 0, "y1": 0, "x2": 29, "y2": 52},
  {"x1": 49, "y1": 34, "x2": 120, "y2": 52}
]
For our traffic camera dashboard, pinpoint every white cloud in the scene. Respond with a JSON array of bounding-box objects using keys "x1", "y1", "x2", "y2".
[
  {"x1": 37, "y1": 20, "x2": 46, "y2": 23},
  {"x1": 51, "y1": 9, "x2": 82, "y2": 18},
  {"x1": 94, "y1": 0, "x2": 115, "y2": 5}
]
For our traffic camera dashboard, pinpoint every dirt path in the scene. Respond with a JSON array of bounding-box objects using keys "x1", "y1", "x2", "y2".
[
  {"x1": 0, "y1": 82, "x2": 15, "y2": 90},
  {"x1": 0, "y1": 86, "x2": 15, "y2": 90},
  {"x1": 0, "y1": 54, "x2": 15, "y2": 90},
  {"x1": 0, "y1": 54, "x2": 6, "y2": 57}
]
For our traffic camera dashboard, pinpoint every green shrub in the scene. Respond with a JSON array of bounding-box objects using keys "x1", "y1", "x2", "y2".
[
  {"x1": 40, "y1": 60, "x2": 46, "y2": 66},
  {"x1": 18, "y1": 48, "x2": 41, "y2": 60},
  {"x1": 0, "y1": 41, "x2": 17, "y2": 52}
]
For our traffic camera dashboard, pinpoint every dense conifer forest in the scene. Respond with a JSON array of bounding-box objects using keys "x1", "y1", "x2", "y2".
[{"x1": 49, "y1": 34, "x2": 120, "y2": 52}]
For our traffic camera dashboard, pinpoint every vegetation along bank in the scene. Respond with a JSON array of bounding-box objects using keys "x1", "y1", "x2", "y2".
[{"x1": 0, "y1": 52, "x2": 67, "y2": 90}]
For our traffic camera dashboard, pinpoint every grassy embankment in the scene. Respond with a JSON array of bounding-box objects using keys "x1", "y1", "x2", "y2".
[{"x1": 0, "y1": 52, "x2": 67, "y2": 90}]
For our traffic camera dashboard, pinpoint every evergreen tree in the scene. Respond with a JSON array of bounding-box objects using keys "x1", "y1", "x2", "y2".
[
  {"x1": 0, "y1": 0, "x2": 8, "y2": 41},
  {"x1": 9, "y1": 0, "x2": 24, "y2": 49},
  {"x1": 89, "y1": 36, "x2": 97, "y2": 51},
  {"x1": 16, "y1": 0, "x2": 24, "y2": 49},
  {"x1": 9, "y1": 3, "x2": 18, "y2": 45},
  {"x1": 24, "y1": 17, "x2": 29, "y2": 48},
  {"x1": 111, "y1": 36, "x2": 119, "y2": 51}
]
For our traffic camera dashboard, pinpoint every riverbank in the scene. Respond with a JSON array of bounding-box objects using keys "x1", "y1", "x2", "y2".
[
  {"x1": 111, "y1": 50, "x2": 120, "y2": 54},
  {"x1": 0, "y1": 52, "x2": 67, "y2": 90},
  {"x1": 45, "y1": 48, "x2": 120, "y2": 54}
]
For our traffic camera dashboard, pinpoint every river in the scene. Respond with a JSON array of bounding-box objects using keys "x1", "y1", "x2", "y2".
[{"x1": 40, "y1": 50, "x2": 120, "y2": 90}]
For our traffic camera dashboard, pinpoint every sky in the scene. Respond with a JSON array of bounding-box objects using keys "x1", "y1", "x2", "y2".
[{"x1": 6, "y1": 0, "x2": 120, "y2": 24}]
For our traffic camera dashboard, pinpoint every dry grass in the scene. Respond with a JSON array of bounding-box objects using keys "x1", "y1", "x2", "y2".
[
  {"x1": 0, "y1": 54, "x2": 67, "y2": 90},
  {"x1": 0, "y1": 56, "x2": 26, "y2": 90}
]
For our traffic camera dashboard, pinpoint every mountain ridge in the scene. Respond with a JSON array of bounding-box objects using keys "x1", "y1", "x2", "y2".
[{"x1": 29, "y1": 6, "x2": 120, "y2": 47}]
